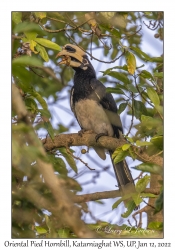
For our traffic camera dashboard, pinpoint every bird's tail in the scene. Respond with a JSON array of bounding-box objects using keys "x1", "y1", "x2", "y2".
[{"x1": 110, "y1": 152, "x2": 135, "y2": 196}]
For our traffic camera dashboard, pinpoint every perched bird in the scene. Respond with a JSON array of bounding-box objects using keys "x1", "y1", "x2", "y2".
[{"x1": 56, "y1": 44, "x2": 135, "y2": 196}]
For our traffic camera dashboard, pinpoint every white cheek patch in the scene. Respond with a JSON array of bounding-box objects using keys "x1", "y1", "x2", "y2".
[{"x1": 82, "y1": 66, "x2": 88, "y2": 70}]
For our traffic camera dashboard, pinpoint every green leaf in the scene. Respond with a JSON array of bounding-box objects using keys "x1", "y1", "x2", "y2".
[
  {"x1": 12, "y1": 56, "x2": 43, "y2": 67},
  {"x1": 48, "y1": 155, "x2": 68, "y2": 175},
  {"x1": 133, "y1": 100, "x2": 147, "y2": 119},
  {"x1": 58, "y1": 228, "x2": 70, "y2": 238},
  {"x1": 118, "y1": 102, "x2": 128, "y2": 114},
  {"x1": 106, "y1": 87, "x2": 124, "y2": 95},
  {"x1": 125, "y1": 136, "x2": 134, "y2": 144},
  {"x1": 128, "y1": 147, "x2": 137, "y2": 160},
  {"x1": 151, "y1": 136, "x2": 163, "y2": 150},
  {"x1": 59, "y1": 148, "x2": 78, "y2": 174},
  {"x1": 154, "y1": 191, "x2": 163, "y2": 214},
  {"x1": 130, "y1": 46, "x2": 152, "y2": 61},
  {"x1": 141, "y1": 115, "x2": 162, "y2": 130},
  {"x1": 34, "y1": 38, "x2": 61, "y2": 51},
  {"x1": 45, "y1": 215, "x2": 57, "y2": 238},
  {"x1": 30, "y1": 90, "x2": 48, "y2": 110},
  {"x1": 150, "y1": 57, "x2": 163, "y2": 63},
  {"x1": 122, "y1": 144, "x2": 131, "y2": 151},
  {"x1": 24, "y1": 31, "x2": 37, "y2": 40},
  {"x1": 44, "y1": 121, "x2": 55, "y2": 141},
  {"x1": 121, "y1": 200, "x2": 136, "y2": 218},
  {"x1": 147, "y1": 87, "x2": 160, "y2": 106},
  {"x1": 25, "y1": 97, "x2": 38, "y2": 113},
  {"x1": 112, "y1": 147, "x2": 128, "y2": 164},
  {"x1": 135, "y1": 140, "x2": 152, "y2": 146},
  {"x1": 153, "y1": 72, "x2": 163, "y2": 78},
  {"x1": 106, "y1": 71, "x2": 130, "y2": 85},
  {"x1": 35, "y1": 226, "x2": 47, "y2": 234},
  {"x1": 134, "y1": 163, "x2": 163, "y2": 175},
  {"x1": 126, "y1": 84, "x2": 138, "y2": 93},
  {"x1": 39, "y1": 109, "x2": 51, "y2": 119},
  {"x1": 131, "y1": 193, "x2": 143, "y2": 206},
  {"x1": 36, "y1": 43, "x2": 49, "y2": 62},
  {"x1": 148, "y1": 221, "x2": 163, "y2": 230},
  {"x1": 135, "y1": 175, "x2": 150, "y2": 193},
  {"x1": 102, "y1": 65, "x2": 128, "y2": 76},
  {"x1": 140, "y1": 70, "x2": 154, "y2": 80},
  {"x1": 112, "y1": 198, "x2": 123, "y2": 210},
  {"x1": 141, "y1": 193, "x2": 158, "y2": 198},
  {"x1": 12, "y1": 66, "x2": 32, "y2": 91},
  {"x1": 99, "y1": 23, "x2": 121, "y2": 38},
  {"x1": 12, "y1": 12, "x2": 22, "y2": 24},
  {"x1": 13, "y1": 22, "x2": 45, "y2": 35},
  {"x1": 125, "y1": 51, "x2": 136, "y2": 75}
]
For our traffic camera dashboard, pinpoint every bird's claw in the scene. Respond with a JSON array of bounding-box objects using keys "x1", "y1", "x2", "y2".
[
  {"x1": 78, "y1": 129, "x2": 94, "y2": 137},
  {"x1": 95, "y1": 133, "x2": 108, "y2": 142}
]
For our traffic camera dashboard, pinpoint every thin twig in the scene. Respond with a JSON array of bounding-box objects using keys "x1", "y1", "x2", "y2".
[
  {"x1": 66, "y1": 147, "x2": 95, "y2": 171},
  {"x1": 65, "y1": 32, "x2": 125, "y2": 64},
  {"x1": 29, "y1": 66, "x2": 45, "y2": 78},
  {"x1": 122, "y1": 25, "x2": 142, "y2": 40},
  {"x1": 126, "y1": 93, "x2": 134, "y2": 136}
]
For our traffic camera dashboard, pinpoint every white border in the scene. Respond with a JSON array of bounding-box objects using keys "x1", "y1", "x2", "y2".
[{"x1": 1, "y1": 1, "x2": 174, "y2": 249}]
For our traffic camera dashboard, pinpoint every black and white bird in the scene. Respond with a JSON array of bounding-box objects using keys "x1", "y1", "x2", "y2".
[{"x1": 56, "y1": 44, "x2": 135, "y2": 196}]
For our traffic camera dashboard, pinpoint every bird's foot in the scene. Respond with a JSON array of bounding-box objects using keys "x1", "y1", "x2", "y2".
[
  {"x1": 95, "y1": 132, "x2": 108, "y2": 142},
  {"x1": 78, "y1": 129, "x2": 94, "y2": 137}
]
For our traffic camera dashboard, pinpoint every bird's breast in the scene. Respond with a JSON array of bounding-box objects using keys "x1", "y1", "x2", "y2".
[{"x1": 74, "y1": 99, "x2": 114, "y2": 136}]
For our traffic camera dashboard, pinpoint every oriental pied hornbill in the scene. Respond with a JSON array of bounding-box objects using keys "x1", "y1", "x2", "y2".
[{"x1": 56, "y1": 44, "x2": 135, "y2": 195}]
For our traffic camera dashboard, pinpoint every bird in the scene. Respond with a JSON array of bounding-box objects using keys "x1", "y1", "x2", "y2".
[{"x1": 56, "y1": 44, "x2": 135, "y2": 197}]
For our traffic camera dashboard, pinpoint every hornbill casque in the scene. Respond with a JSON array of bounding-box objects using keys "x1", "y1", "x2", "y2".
[{"x1": 56, "y1": 44, "x2": 135, "y2": 196}]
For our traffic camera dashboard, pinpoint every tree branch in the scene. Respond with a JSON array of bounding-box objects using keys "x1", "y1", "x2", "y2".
[
  {"x1": 42, "y1": 133, "x2": 163, "y2": 167},
  {"x1": 71, "y1": 188, "x2": 160, "y2": 203}
]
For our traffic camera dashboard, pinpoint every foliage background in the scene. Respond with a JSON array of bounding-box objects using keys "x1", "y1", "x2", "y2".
[{"x1": 11, "y1": 10, "x2": 164, "y2": 238}]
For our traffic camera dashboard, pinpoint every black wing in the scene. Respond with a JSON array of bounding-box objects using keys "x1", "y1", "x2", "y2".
[{"x1": 90, "y1": 78, "x2": 123, "y2": 138}]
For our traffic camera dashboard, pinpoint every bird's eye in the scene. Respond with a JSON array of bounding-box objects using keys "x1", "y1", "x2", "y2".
[
  {"x1": 65, "y1": 45, "x2": 76, "y2": 53},
  {"x1": 82, "y1": 58, "x2": 88, "y2": 65}
]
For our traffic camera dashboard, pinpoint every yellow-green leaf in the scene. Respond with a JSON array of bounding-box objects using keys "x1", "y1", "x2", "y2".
[
  {"x1": 147, "y1": 87, "x2": 160, "y2": 106},
  {"x1": 35, "y1": 226, "x2": 47, "y2": 234},
  {"x1": 36, "y1": 44, "x2": 49, "y2": 62},
  {"x1": 34, "y1": 12, "x2": 47, "y2": 19},
  {"x1": 151, "y1": 136, "x2": 163, "y2": 150},
  {"x1": 136, "y1": 140, "x2": 152, "y2": 146},
  {"x1": 112, "y1": 147, "x2": 128, "y2": 164},
  {"x1": 24, "y1": 31, "x2": 37, "y2": 40},
  {"x1": 122, "y1": 144, "x2": 131, "y2": 151},
  {"x1": 131, "y1": 193, "x2": 143, "y2": 206},
  {"x1": 29, "y1": 40, "x2": 37, "y2": 52},
  {"x1": 34, "y1": 38, "x2": 61, "y2": 51},
  {"x1": 135, "y1": 175, "x2": 150, "y2": 193},
  {"x1": 125, "y1": 51, "x2": 136, "y2": 75},
  {"x1": 12, "y1": 12, "x2": 22, "y2": 24}
]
